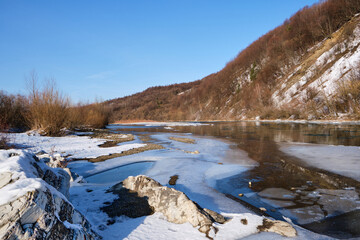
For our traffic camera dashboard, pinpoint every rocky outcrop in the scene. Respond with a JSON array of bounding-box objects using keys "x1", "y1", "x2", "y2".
[
  {"x1": 0, "y1": 189, "x2": 97, "y2": 240},
  {"x1": 0, "y1": 150, "x2": 99, "y2": 240},
  {"x1": 36, "y1": 151, "x2": 74, "y2": 183},
  {"x1": 122, "y1": 175, "x2": 221, "y2": 234}
]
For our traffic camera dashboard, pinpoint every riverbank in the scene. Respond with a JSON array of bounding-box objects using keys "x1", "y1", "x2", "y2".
[{"x1": 3, "y1": 122, "x2": 360, "y2": 239}]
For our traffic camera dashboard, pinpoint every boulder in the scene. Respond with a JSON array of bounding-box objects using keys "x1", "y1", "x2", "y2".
[
  {"x1": 0, "y1": 150, "x2": 99, "y2": 240},
  {"x1": 0, "y1": 189, "x2": 98, "y2": 240},
  {"x1": 122, "y1": 175, "x2": 221, "y2": 234}
]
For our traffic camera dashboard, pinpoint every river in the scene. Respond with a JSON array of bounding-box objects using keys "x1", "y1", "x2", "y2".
[{"x1": 107, "y1": 121, "x2": 360, "y2": 239}]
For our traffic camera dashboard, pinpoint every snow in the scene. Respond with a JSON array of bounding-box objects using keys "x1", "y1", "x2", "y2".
[
  {"x1": 214, "y1": 213, "x2": 263, "y2": 239},
  {"x1": 8, "y1": 132, "x2": 145, "y2": 159},
  {"x1": 0, "y1": 149, "x2": 68, "y2": 205},
  {"x1": 63, "y1": 221, "x2": 83, "y2": 230},
  {"x1": 280, "y1": 143, "x2": 360, "y2": 181},
  {"x1": 3, "y1": 130, "x2": 335, "y2": 239},
  {"x1": 66, "y1": 132, "x2": 326, "y2": 239},
  {"x1": 107, "y1": 213, "x2": 208, "y2": 240},
  {"x1": 272, "y1": 23, "x2": 360, "y2": 107},
  {"x1": 85, "y1": 162, "x2": 154, "y2": 184}
]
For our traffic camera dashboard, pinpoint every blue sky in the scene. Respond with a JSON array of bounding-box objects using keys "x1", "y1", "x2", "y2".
[{"x1": 0, "y1": 0, "x2": 319, "y2": 103}]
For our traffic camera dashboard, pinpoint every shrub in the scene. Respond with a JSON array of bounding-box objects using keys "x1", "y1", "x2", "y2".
[
  {"x1": 67, "y1": 102, "x2": 111, "y2": 129},
  {"x1": 0, "y1": 91, "x2": 28, "y2": 131},
  {"x1": 27, "y1": 74, "x2": 70, "y2": 136},
  {"x1": 84, "y1": 102, "x2": 111, "y2": 128}
]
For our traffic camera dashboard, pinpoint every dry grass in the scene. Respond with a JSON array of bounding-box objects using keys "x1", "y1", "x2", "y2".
[
  {"x1": 169, "y1": 136, "x2": 195, "y2": 144},
  {"x1": 96, "y1": 134, "x2": 135, "y2": 148}
]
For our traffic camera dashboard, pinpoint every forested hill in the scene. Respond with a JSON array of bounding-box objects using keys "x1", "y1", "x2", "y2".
[{"x1": 106, "y1": 0, "x2": 360, "y2": 122}]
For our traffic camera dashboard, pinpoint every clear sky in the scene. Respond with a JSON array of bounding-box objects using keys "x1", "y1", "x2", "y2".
[{"x1": 0, "y1": 0, "x2": 319, "y2": 103}]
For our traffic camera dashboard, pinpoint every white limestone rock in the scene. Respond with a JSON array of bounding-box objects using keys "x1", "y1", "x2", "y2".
[
  {"x1": 0, "y1": 149, "x2": 99, "y2": 240},
  {"x1": 122, "y1": 175, "x2": 217, "y2": 234}
]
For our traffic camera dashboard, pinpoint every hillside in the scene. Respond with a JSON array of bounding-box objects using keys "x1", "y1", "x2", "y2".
[
  {"x1": 107, "y1": 81, "x2": 201, "y2": 121},
  {"x1": 107, "y1": 0, "x2": 360, "y2": 121}
]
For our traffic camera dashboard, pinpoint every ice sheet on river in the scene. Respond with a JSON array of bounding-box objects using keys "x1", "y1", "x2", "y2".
[{"x1": 280, "y1": 143, "x2": 360, "y2": 181}]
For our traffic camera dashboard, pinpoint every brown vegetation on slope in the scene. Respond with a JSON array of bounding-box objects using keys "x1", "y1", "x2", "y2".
[
  {"x1": 106, "y1": 80, "x2": 201, "y2": 121},
  {"x1": 107, "y1": 0, "x2": 360, "y2": 121}
]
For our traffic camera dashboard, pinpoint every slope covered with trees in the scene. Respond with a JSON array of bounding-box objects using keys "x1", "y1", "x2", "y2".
[{"x1": 107, "y1": 0, "x2": 360, "y2": 121}]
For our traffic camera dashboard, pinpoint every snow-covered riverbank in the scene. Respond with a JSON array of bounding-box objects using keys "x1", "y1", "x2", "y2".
[{"x1": 2, "y1": 128, "x2": 355, "y2": 239}]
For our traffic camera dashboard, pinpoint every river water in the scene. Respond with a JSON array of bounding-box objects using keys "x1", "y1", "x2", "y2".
[{"x1": 108, "y1": 121, "x2": 360, "y2": 239}]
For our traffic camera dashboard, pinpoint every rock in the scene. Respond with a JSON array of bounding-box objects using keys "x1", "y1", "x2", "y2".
[
  {"x1": 259, "y1": 207, "x2": 267, "y2": 212},
  {"x1": 101, "y1": 184, "x2": 154, "y2": 219},
  {"x1": 63, "y1": 168, "x2": 74, "y2": 182},
  {"x1": 0, "y1": 150, "x2": 99, "y2": 240},
  {"x1": 168, "y1": 175, "x2": 179, "y2": 185},
  {"x1": 203, "y1": 208, "x2": 227, "y2": 224},
  {"x1": 122, "y1": 175, "x2": 223, "y2": 234},
  {"x1": 43, "y1": 167, "x2": 70, "y2": 198},
  {"x1": 36, "y1": 152, "x2": 67, "y2": 169},
  {"x1": 257, "y1": 218, "x2": 297, "y2": 237},
  {"x1": 0, "y1": 172, "x2": 12, "y2": 188},
  {"x1": 0, "y1": 189, "x2": 98, "y2": 240}
]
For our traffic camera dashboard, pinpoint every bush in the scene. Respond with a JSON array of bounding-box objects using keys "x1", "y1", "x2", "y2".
[
  {"x1": 84, "y1": 102, "x2": 110, "y2": 128},
  {"x1": 27, "y1": 74, "x2": 70, "y2": 136},
  {"x1": 67, "y1": 102, "x2": 111, "y2": 129},
  {"x1": 0, "y1": 91, "x2": 28, "y2": 131}
]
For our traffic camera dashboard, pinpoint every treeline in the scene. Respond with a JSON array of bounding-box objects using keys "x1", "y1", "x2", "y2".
[
  {"x1": 0, "y1": 74, "x2": 110, "y2": 137},
  {"x1": 106, "y1": 0, "x2": 360, "y2": 121}
]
